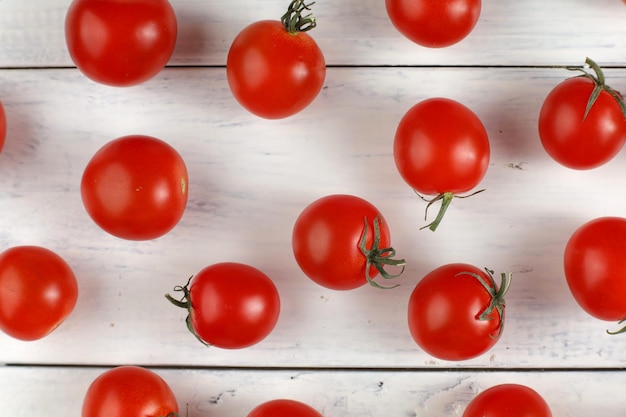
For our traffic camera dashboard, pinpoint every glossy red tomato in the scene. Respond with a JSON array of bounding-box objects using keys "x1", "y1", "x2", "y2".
[
  {"x1": 385, "y1": 0, "x2": 481, "y2": 48},
  {"x1": 393, "y1": 97, "x2": 490, "y2": 231},
  {"x1": 167, "y1": 262, "x2": 281, "y2": 349},
  {"x1": 81, "y1": 135, "x2": 188, "y2": 241},
  {"x1": 0, "y1": 101, "x2": 6, "y2": 152},
  {"x1": 538, "y1": 58, "x2": 626, "y2": 169},
  {"x1": 408, "y1": 263, "x2": 511, "y2": 361},
  {"x1": 248, "y1": 399, "x2": 322, "y2": 417},
  {"x1": 292, "y1": 194, "x2": 405, "y2": 290},
  {"x1": 564, "y1": 217, "x2": 626, "y2": 330},
  {"x1": 82, "y1": 366, "x2": 179, "y2": 417},
  {"x1": 65, "y1": 0, "x2": 177, "y2": 86},
  {"x1": 463, "y1": 384, "x2": 552, "y2": 417},
  {"x1": 0, "y1": 246, "x2": 78, "y2": 341},
  {"x1": 226, "y1": 0, "x2": 326, "y2": 119}
]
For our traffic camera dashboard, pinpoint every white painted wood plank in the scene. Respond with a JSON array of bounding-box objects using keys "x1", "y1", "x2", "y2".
[
  {"x1": 1, "y1": 67, "x2": 626, "y2": 368},
  {"x1": 0, "y1": 367, "x2": 623, "y2": 417},
  {"x1": 1, "y1": 0, "x2": 625, "y2": 68}
]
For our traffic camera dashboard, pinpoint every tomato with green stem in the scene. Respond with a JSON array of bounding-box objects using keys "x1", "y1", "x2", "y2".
[
  {"x1": 385, "y1": 0, "x2": 481, "y2": 48},
  {"x1": 0, "y1": 246, "x2": 78, "y2": 341},
  {"x1": 166, "y1": 262, "x2": 280, "y2": 349},
  {"x1": 81, "y1": 135, "x2": 188, "y2": 241},
  {"x1": 462, "y1": 383, "x2": 552, "y2": 417},
  {"x1": 82, "y1": 366, "x2": 179, "y2": 417},
  {"x1": 226, "y1": 0, "x2": 326, "y2": 119},
  {"x1": 247, "y1": 399, "x2": 322, "y2": 417},
  {"x1": 407, "y1": 263, "x2": 511, "y2": 361},
  {"x1": 564, "y1": 216, "x2": 626, "y2": 334},
  {"x1": 292, "y1": 194, "x2": 405, "y2": 290},
  {"x1": 538, "y1": 57, "x2": 626, "y2": 170},
  {"x1": 65, "y1": 0, "x2": 177, "y2": 87},
  {"x1": 393, "y1": 97, "x2": 490, "y2": 231}
]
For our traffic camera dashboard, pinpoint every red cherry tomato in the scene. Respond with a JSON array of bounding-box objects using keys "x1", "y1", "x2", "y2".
[
  {"x1": 407, "y1": 263, "x2": 511, "y2": 361},
  {"x1": 564, "y1": 217, "x2": 626, "y2": 332},
  {"x1": 393, "y1": 97, "x2": 490, "y2": 231},
  {"x1": 65, "y1": 0, "x2": 177, "y2": 86},
  {"x1": 248, "y1": 399, "x2": 322, "y2": 417},
  {"x1": 226, "y1": 1, "x2": 326, "y2": 119},
  {"x1": 81, "y1": 135, "x2": 188, "y2": 241},
  {"x1": 538, "y1": 58, "x2": 626, "y2": 169},
  {"x1": 82, "y1": 366, "x2": 179, "y2": 417},
  {"x1": 385, "y1": 0, "x2": 481, "y2": 48},
  {"x1": 292, "y1": 194, "x2": 405, "y2": 290},
  {"x1": 0, "y1": 246, "x2": 78, "y2": 341},
  {"x1": 0, "y1": 101, "x2": 6, "y2": 152},
  {"x1": 462, "y1": 383, "x2": 552, "y2": 417},
  {"x1": 167, "y1": 262, "x2": 281, "y2": 349}
]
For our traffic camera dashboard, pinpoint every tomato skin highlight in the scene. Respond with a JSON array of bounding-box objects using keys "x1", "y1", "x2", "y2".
[
  {"x1": 462, "y1": 383, "x2": 552, "y2": 417},
  {"x1": 407, "y1": 263, "x2": 505, "y2": 361},
  {"x1": 0, "y1": 246, "x2": 78, "y2": 341},
  {"x1": 385, "y1": 0, "x2": 481, "y2": 48},
  {"x1": 248, "y1": 399, "x2": 323, "y2": 417},
  {"x1": 0, "y1": 101, "x2": 6, "y2": 152},
  {"x1": 292, "y1": 194, "x2": 399, "y2": 290},
  {"x1": 82, "y1": 366, "x2": 179, "y2": 417},
  {"x1": 564, "y1": 217, "x2": 626, "y2": 322},
  {"x1": 65, "y1": 0, "x2": 177, "y2": 87},
  {"x1": 539, "y1": 76, "x2": 626, "y2": 170},
  {"x1": 226, "y1": 20, "x2": 326, "y2": 119},
  {"x1": 81, "y1": 135, "x2": 188, "y2": 241},
  {"x1": 186, "y1": 262, "x2": 281, "y2": 349},
  {"x1": 394, "y1": 97, "x2": 489, "y2": 195}
]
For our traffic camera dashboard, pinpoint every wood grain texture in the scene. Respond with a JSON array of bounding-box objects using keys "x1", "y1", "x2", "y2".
[{"x1": 1, "y1": 0, "x2": 626, "y2": 67}]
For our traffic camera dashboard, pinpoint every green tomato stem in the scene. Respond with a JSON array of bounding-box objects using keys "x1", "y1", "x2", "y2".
[
  {"x1": 358, "y1": 215, "x2": 406, "y2": 289},
  {"x1": 281, "y1": 0, "x2": 317, "y2": 33}
]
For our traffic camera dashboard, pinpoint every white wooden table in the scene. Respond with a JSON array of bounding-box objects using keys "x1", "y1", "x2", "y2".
[{"x1": 1, "y1": 0, "x2": 626, "y2": 415}]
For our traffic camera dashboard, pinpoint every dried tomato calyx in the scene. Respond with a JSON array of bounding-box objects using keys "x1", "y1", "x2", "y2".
[
  {"x1": 165, "y1": 278, "x2": 211, "y2": 347},
  {"x1": 570, "y1": 57, "x2": 626, "y2": 120},
  {"x1": 455, "y1": 268, "x2": 512, "y2": 339},
  {"x1": 416, "y1": 189, "x2": 485, "y2": 232},
  {"x1": 359, "y1": 215, "x2": 406, "y2": 289},
  {"x1": 281, "y1": 0, "x2": 317, "y2": 33}
]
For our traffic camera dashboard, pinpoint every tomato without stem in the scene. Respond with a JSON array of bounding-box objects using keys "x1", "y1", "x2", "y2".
[
  {"x1": 81, "y1": 135, "x2": 188, "y2": 241},
  {"x1": 65, "y1": 0, "x2": 177, "y2": 87},
  {"x1": 0, "y1": 101, "x2": 6, "y2": 152},
  {"x1": 0, "y1": 246, "x2": 78, "y2": 341},
  {"x1": 385, "y1": 0, "x2": 481, "y2": 48},
  {"x1": 166, "y1": 262, "x2": 281, "y2": 349},
  {"x1": 407, "y1": 263, "x2": 511, "y2": 361},
  {"x1": 248, "y1": 399, "x2": 322, "y2": 417},
  {"x1": 393, "y1": 97, "x2": 490, "y2": 231},
  {"x1": 564, "y1": 217, "x2": 626, "y2": 333},
  {"x1": 538, "y1": 58, "x2": 626, "y2": 169},
  {"x1": 226, "y1": 0, "x2": 326, "y2": 119},
  {"x1": 462, "y1": 383, "x2": 552, "y2": 417},
  {"x1": 82, "y1": 366, "x2": 179, "y2": 417},
  {"x1": 292, "y1": 194, "x2": 405, "y2": 290}
]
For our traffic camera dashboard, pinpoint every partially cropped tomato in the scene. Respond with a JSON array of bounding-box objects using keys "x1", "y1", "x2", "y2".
[
  {"x1": 167, "y1": 262, "x2": 280, "y2": 349},
  {"x1": 226, "y1": 0, "x2": 326, "y2": 119},
  {"x1": 564, "y1": 217, "x2": 626, "y2": 333},
  {"x1": 65, "y1": 0, "x2": 177, "y2": 86},
  {"x1": 82, "y1": 366, "x2": 178, "y2": 417},
  {"x1": 538, "y1": 58, "x2": 626, "y2": 169},
  {"x1": 81, "y1": 135, "x2": 188, "y2": 241},
  {"x1": 0, "y1": 246, "x2": 78, "y2": 341},
  {"x1": 393, "y1": 97, "x2": 490, "y2": 231},
  {"x1": 408, "y1": 263, "x2": 511, "y2": 361},
  {"x1": 248, "y1": 399, "x2": 322, "y2": 417},
  {"x1": 292, "y1": 194, "x2": 405, "y2": 290},
  {"x1": 0, "y1": 101, "x2": 6, "y2": 152},
  {"x1": 385, "y1": 0, "x2": 481, "y2": 48},
  {"x1": 462, "y1": 384, "x2": 552, "y2": 417}
]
